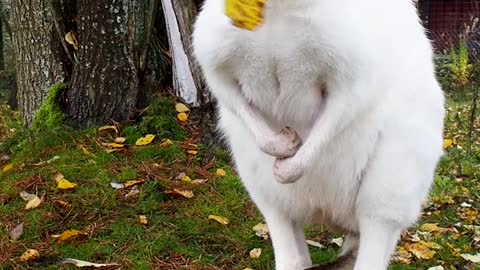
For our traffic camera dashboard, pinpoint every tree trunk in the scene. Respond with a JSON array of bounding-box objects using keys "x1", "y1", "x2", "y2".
[
  {"x1": 64, "y1": 0, "x2": 140, "y2": 128},
  {"x1": 11, "y1": 0, "x2": 65, "y2": 126},
  {"x1": 0, "y1": 6, "x2": 4, "y2": 71},
  {"x1": 162, "y1": 0, "x2": 204, "y2": 106}
]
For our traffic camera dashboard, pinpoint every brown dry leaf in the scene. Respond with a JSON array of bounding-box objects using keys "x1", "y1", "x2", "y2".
[
  {"x1": 393, "y1": 246, "x2": 413, "y2": 264},
  {"x1": 54, "y1": 229, "x2": 87, "y2": 244},
  {"x1": 249, "y1": 248, "x2": 262, "y2": 259},
  {"x1": 459, "y1": 208, "x2": 479, "y2": 224},
  {"x1": 216, "y1": 169, "x2": 226, "y2": 177},
  {"x1": 208, "y1": 215, "x2": 229, "y2": 225},
  {"x1": 135, "y1": 134, "x2": 156, "y2": 146},
  {"x1": 61, "y1": 258, "x2": 120, "y2": 269},
  {"x1": 177, "y1": 112, "x2": 188, "y2": 122},
  {"x1": 405, "y1": 241, "x2": 437, "y2": 260},
  {"x1": 191, "y1": 179, "x2": 208, "y2": 185},
  {"x1": 9, "y1": 223, "x2": 24, "y2": 241},
  {"x1": 20, "y1": 191, "x2": 37, "y2": 201},
  {"x1": 139, "y1": 215, "x2": 148, "y2": 225},
  {"x1": 165, "y1": 189, "x2": 194, "y2": 199},
  {"x1": 2, "y1": 163, "x2": 13, "y2": 173},
  {"x1": 54, "y1": 200, "x2": 72, "y2": 209},
  {"x1": 20, "y1": 249, "x2": 40, "y2": 262},
  {"x1": 123, "y1": 179, "x2": 146, "y2": 188},
  {"x1": 159, "y1": 139, "x2": 173, "y2": 147},
  {"x1": 175, "y1": 103, "x2": 190, "y2": 113}
]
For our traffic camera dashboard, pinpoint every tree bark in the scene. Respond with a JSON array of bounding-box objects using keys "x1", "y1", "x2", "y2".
[
  {"x1": 64, "y1": 0, "x2": 140, "y2": 128},
  {"x1": 162, "y1": 0, "x2": 204, "y2": 106},
  {"x1": 11, "y1": 0, "x2": 65, "y2": 126},
  {"x1": 0, "y1": 3, "x2": 4, "y2": 71}
]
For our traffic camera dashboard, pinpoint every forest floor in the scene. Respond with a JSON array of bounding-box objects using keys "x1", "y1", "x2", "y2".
[{"x1": 0, "y1": 92, "x2": 479, "y2": 270}]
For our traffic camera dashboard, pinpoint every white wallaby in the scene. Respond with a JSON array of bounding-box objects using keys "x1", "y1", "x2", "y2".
[{"x1": 192, "y1": 1, "x2": 445, "y2": 269}]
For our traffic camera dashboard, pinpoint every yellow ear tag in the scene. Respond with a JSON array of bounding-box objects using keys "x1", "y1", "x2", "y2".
[{"x1": 225, "y1": 0, "x2": 266, "y2": 31}]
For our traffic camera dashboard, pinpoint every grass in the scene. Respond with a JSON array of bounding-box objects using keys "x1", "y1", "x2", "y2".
[{"x1": 0, "y1": 92, "x2": 479, "y2": 270}]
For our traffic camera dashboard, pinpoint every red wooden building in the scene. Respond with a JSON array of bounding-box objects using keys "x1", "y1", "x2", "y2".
[{"x1": 417, "y1": 0, "x2": 480, "y2": 55}]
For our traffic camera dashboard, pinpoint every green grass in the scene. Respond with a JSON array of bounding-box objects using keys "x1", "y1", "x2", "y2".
[{"x1": 0, "y1": 93, "x2": 479, "y2": 270}]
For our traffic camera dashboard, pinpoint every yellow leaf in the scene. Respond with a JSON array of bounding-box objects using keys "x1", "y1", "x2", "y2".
[
  {"x1": 253, "y1": 223, "x2": 269, "y2": 239},
  {"x1": 165, "y1": 189, "x2": 195, "y2": 199},
  {"x1": 2, "y1": 163, "x2": 13, "y2": 172},
  {"x1": 123, "y1": 179, "x2": 146, "y2": 188},
  {"x1": 181, "y1": 175, "x2": 192, "y2": 183},
  {"x1": 114, "y1": 137, "x2": 126, "y2": 143},
  {"x1": 177, "y1": 112, "x2": 188, "y2": 122},
  {"x1": 20, "y1": 249, "x2": 40, "y2": 262},
  {"x1": 208, "y1": 215, "x2": 229, "y2": 225},
  {"x1": 249, "y1": 248, "x2": 262, "y2": 259},
  {"x1": 139, "y1": 215, "x2": 148, "y2": 225},
  {"x1": 225, "y1": 0, "x2": 266, "y2": 31},
  {"x1": 216, "y1": 169, "x2": 226, "y2": 177},
  {"x1": 405, "y1": 242, "x2": 437, "y2": 260},
  {"x1": 175, "y1": 103, "x2": 190, "y2": 113},
  {"x1": 79, "y1": 146, "x2": 93, "y2": 156},
  {"x1": 187, "y1": 150, "x2": 198, "y2": 155},
  {"x1": 98, "y1": 125, "x2": 118, "y2": 133},
  {"x1": 64, "y1": 31, "x2": 79, "y2": 50},
  {"x1": 420, "y1": 223, "x2": 441, "y2": 233},
  {"x1": 443, "y1": 139, "x2": 454, "y2": 149},
  {"x1": 55, "y1": 229, "x2": 87, "y2": 244},
  {"x1": 61, "y1": 258, "x2": 120, "y2": 268},
  {"x1": 136, "y1": 134, "x2": 156, "y2": 146},
  {"x1": 56, "y1": 178, "x2": 77, "y2": 190},
  {"x1": 102, "y1": 142, "x2": 125, "y2": 148},
  {"x1": 25, "y1": 196, "x2": 42, "y2": 210},
  {"x1": 393, "y1": 246, "x2": 413, "y2": 264},
  {"x1": 159, "y1": 139, "x2": 173, "y2": 147}
]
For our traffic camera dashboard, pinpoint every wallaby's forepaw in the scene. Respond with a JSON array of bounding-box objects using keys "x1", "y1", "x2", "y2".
[
  {"x1": 273, "y1": 157, "x2": 304, "y2": 184},
  {"x1": 260, "y1": 127, "x2": 302, "y2": 159}
]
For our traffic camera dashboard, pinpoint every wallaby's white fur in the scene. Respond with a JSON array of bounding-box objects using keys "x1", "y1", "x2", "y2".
[{"x1": 192, "y1": 1, "x2": 445, "y2": 269}]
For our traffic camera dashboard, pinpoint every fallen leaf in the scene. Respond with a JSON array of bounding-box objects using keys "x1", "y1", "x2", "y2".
[
  {"x1": 61, "y1": 258, "x2": 120, "y2": 269},
  {"x1": 443, "y1": 139, "x2": 454, "y2": 149},
  {"x1": 25, "y1": 196, "x2": 42, "y2": 210},
  {"x1": 9, "y1": 223, "x2": 24, "y2": 241},
  {"x1": 420, "y1": 223, "x2": 441, "y2": 233},
  {"x1": 80, "y1": 146, "x2": 93, "y2": 156},
  {"x1": 393, "y1": 246, "x2": 413, "y2": 264},
  {"x1": 114, "y1": 137, "x2": 126, "y2": 143},
  {"x1": 461, "y1": 253, "x2": 480, "y2": 263},
  {"x1": 125, "y1": 187, "x2": 140, "y2": 198},
  {"x1": 175, "y1": 103, "x2": 190, "y2": 113},
  {"x1": 110, "y1": 181, "x2": 124, "y2": 189},
  {"x1": 187, "y1": 150, "x2": 198, "y2": 155},
  {"x1": 177, "y1": 112, "x2": 188, "y2": 122},
  {"x1": 306, "y1": 240, "x2": 324, "y2": 248},
  {"x1": 2, "y1": 163, "x2": 13, "y2": 172},
  {"x1": 123, "y1": 179, "x2": 146, "y2": 188},
  {"x1": 54, "y1": 229, "x2": 87, "y2": 244},
  {"x1": 405, "y1": 241, "x2": 437, "y2": 260},
  {"x1": 54, "y1": 200, "x2": 72, "y2": 209},
  {"x1": 139, "y1": 215, "x2": 148, "y2": 225},
  {"x1": 191, "y1": 179, "x2": 207, "y2": 185},
  {"x1": 332, "y1": 237, "x2": 344, "y2": 247},
  {"x1": 102, "y1": 143, "x2": 125, "y2": 148},
  {"x1": 459, "y1": 208, "x2": 479, "y2": 224},
  {"x1": 20, "y1": 191, "x2": 37, "y2": 201},
  {"x1": 65, "y1": 31, "x2": 79, "y2": 50},
  {"x1": 135, "y1": 134, "x2": 156, "y2": 146},
  {"x1": 165, "y1": 189, "x2": 195, "y2": 199},
  {"x1": 428, "y1": 266, "x2": 444, "y2": 270},
  {"x1": 20, "y1": 249, "x2": 40, "y2": 262},
  {"x1": 216, "y1": 169, "x2": 226, "y2": 177},
  {"x1": 180, "y1": 175, "x2": 192, "y2": 183},
  {"x1": 56, "y1": 176, "x2": 77, "y2": 190},
  {"x1": 159, "y1": 139, "x2": 173, "y2": 147},
  {"x1": 249, "y1": 248, "x2": 262, "y2": 259},
  {"x1": 208, "y1": 215, "x2": 229, "y2": 225},
  {"x1": 98, "y1": 125, "x2": 118, "y2": 134},
  {"x1": 253, "y1": 223, "x2": 269, "y2": 240}
]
